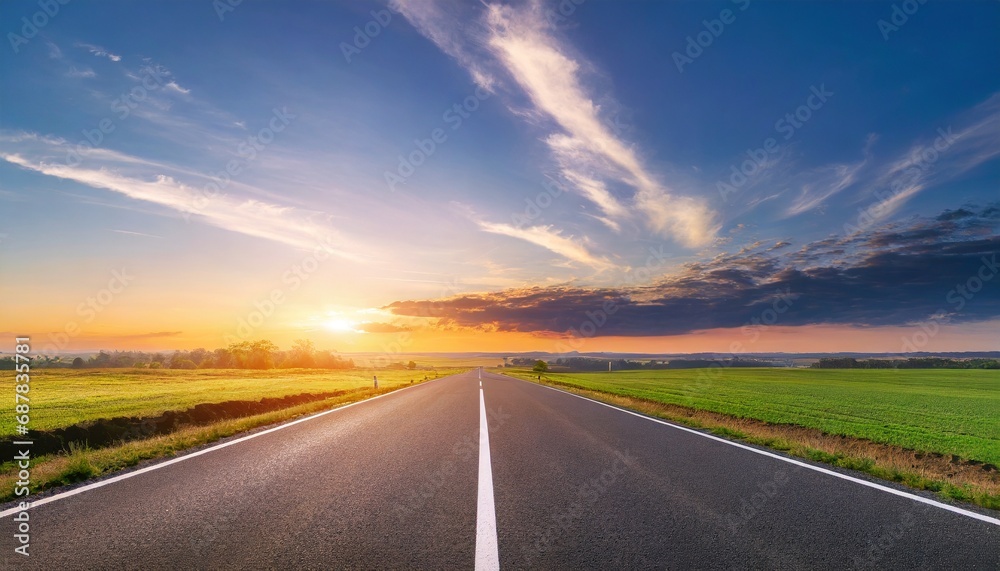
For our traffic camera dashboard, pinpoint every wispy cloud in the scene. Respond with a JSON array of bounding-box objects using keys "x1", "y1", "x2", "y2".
[
  {"x1": 77, "y1": 42, "x2": 121, "y2": 62},
  {"x1": 395, "y1": 1, "x2": 718, "y2": 248},
  {"x1": 165, "y1": 81, "x2": 191, "y2": 95},
  {"x1": 390, "y1": 0, "x2": 498, "y2": 90},
  {"x1": 0, "y1": 136, "x2": 361, "y2": 258},
  {"x1": 66, "y1": 67, "x2": 97, "y2": 79},
  {"x1": 785, "y1": 159, "x2": 867, "y2": 217},
  {"x1": 46, "y1": 42, "x2": 62, "y2": 59},
  {"x1": 475, "y1": 218, "x2": 612, "y2": 271},
  {"x1": 111, "y1": 229, "x2": 163, "y2": 238},
  {"x1": 856, "y1": 97, "x2": 1000, "y2": 223}
]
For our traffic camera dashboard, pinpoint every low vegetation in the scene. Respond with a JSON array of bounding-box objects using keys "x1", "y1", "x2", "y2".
[
  {"x1": 0, "y1": 368, "x2": 461, "y2": 503},
  {"x1": 0, "y1": 368, "x2": 444, "y2": 434},
  {"x1": 505, "y1": 368, "x2": 1000, "y2": 510}
]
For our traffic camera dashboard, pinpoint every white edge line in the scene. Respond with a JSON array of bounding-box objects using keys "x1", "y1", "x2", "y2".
[
  {"x1": 523, "y1": 378, "x2": 1000, "y2": 527},
  {"x1": 0, "y1": 376, "x2": 453, "y2": 519},
  {"x1": 474, "y1": 386, "x2": 500, "y2": 571}
]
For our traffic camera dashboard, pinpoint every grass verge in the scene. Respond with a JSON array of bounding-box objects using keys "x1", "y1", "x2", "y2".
[
  {"x1": 509, "y1": 371, "x2": 1000, "y2": 512},
  {"x1": 0, "y1": 381, "x2": 431, "y2": 504}
]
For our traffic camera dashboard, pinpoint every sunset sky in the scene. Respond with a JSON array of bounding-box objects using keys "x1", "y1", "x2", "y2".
[{"x1": 2, "y1": 0, "x2": 998, "y2": 355}]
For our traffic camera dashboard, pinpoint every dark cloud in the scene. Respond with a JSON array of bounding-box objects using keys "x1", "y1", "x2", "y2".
[
  {"x1": 386, "y1": 206, "x2": 1000, "y2": 337},
  {"x1": 937, "y1": 208, "x2": 977, "y2": 221}
]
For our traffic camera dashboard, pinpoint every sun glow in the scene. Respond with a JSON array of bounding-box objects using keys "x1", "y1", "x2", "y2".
[{"x1": 324, "y1": 317, "x2": 359, "y2": 333}]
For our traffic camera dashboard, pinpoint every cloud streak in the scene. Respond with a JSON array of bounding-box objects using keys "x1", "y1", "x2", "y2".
[
  {"x1": 77, "y1": 42, "x2": 122, "y2": 62},
  {"x1": 476, "y1": 218, "x2": 612, "y2": 270},
  {"x1": 0, "y1": 134, "x2": 359, "y2": 258},
  {"x1": 396, "y1": 0, "x2": 718, "y2": 247}
]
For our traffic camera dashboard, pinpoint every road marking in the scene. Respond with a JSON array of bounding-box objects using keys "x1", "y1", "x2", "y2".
[
  {"x1": 528, "y1": 379, "x2": 1000, "y2": 527},
  {"x1": 475, "y1": 386, "x2": 500, "y2": 570},
  {"x1": 0, "y1": 376, "x2": 451, "y2": 519}
]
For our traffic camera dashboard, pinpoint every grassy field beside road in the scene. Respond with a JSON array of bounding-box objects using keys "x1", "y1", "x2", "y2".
[
  {"x1": 2, "y1": 368, "x2": 449, "y2": 434},
  {"x1": 505, "y1": 367, "x2": 1000, "y2": 509},
  {"x1": 0, "y1": 368, "x2": 463, "y2": 502}
]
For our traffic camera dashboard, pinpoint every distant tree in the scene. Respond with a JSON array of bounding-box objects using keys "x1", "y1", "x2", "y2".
[
  {"x1": 213, "y1": 348, "x2": 235, "y2": 368},
  {"x1": 71, "y1": 357, "x2": 85, "y2": 369},
  {"x1": 90, "y1": 351, "x2": 112, "y2": 367},
  {"x1": 532, "y1": 360, "x2": 548, "y2": 373},
  {"x1": 171, "y1": 359, "x2": 198, "y2": 370},
  {"x1": 407, "y1": 360, "x2": 417, "y2": 370},
  {"x1": 245, "y1": 340, "x2": 278, "y2": 369},
  {"x1": 189, "y1": 348, "x2": 209, "y2": 366},
  {"x1": 288, "y1": 339, "x2": 316, "y2": 368},
  {"x1": 227, "y1": 341, "x2": 252, "y2": 367}
]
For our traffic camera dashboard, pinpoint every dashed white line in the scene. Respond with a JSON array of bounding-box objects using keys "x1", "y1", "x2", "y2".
[{"x1": 475, "y1": 385, "x2": 500, "y2": 570}]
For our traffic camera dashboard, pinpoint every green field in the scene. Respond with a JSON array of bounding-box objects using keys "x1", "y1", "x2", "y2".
[
  {"x1": 4, "y1": 368, "x2": 459, "y2": 435},
  {"x1": 508, "y1": 368, "x2": 1000, "y2": 466}
]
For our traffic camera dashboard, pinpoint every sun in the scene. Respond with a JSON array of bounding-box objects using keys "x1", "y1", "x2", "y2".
[{"x1": 325, "y1": 318, "x2": 358, "y2": 333}]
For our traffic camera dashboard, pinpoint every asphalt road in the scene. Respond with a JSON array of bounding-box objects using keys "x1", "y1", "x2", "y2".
[{"x1": 2, "y1": 370, "x2": 998, "y2": 569}]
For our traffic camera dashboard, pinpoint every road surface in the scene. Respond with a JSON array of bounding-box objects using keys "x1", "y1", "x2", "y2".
[{"x1": 2, "y1": 370, "x2": 998, "y2": 569}]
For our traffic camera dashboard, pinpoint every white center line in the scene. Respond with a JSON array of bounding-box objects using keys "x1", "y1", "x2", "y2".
[{"x1": 475, "y1": 385, "x2": 500, "y2": 570}]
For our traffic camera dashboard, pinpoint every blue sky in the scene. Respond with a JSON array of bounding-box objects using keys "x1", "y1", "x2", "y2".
[{"x1": 1, "y1": 0, "x2": 998, "y2": 352}]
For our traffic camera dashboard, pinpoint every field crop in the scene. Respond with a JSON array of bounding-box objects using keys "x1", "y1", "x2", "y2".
[
  {"x1": 2, "y1": 368, "x2": 458, "y2": 434},
  {"x1": 506, "y1": 368, "x2": 1000, "y2": 465}
]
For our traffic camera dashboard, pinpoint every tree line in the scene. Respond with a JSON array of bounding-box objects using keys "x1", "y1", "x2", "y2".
[
  {"x1": 507, "y1": 356, "x2": 794, "y2": 371},
  {"x1": 0, "y1": 339, "x2": 356, "y2": 370},
  {"x1": 810, "y1": 357, "x2": 1000, "y2": 369}
]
